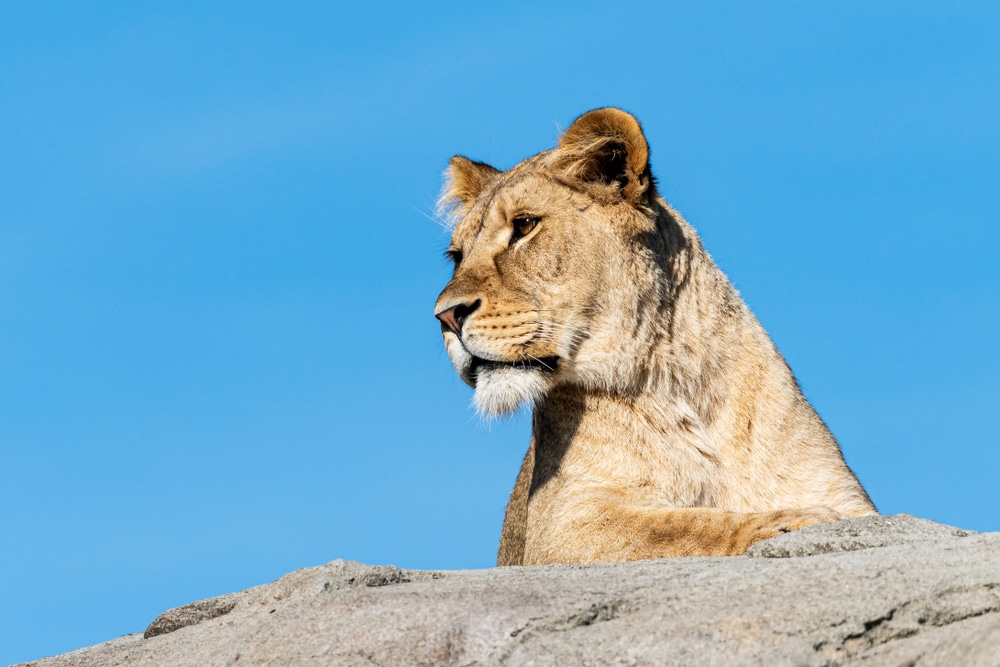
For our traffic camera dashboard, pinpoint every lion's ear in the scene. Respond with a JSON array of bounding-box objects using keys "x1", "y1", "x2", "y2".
[
  {"x1": 438, "y1": 155, "x2": 501, "y2": 219},
  {"x1": 555, "y1": 108, "x2": 653, "y2": 205}
]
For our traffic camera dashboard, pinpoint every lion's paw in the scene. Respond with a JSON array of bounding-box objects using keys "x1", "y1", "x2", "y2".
[
  {"x1": 773, "y1": 506, "x2": 845, "y2": 532},
  {"x1": 745, "y1": 506, "x2": 845, "y2": 548}
]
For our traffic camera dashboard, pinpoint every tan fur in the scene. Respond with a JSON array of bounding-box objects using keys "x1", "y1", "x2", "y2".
[{"x1": 434, "y1": 108, "x2": 877, "y2": 566}]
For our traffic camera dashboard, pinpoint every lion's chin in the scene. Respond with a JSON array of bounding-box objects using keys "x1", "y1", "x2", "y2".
[{"x1": 472, "y1": 365, "x2": 551, "y2": 417}]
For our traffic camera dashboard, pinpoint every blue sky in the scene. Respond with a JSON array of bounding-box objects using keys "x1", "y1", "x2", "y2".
[{"x1": 2, "y1": 2, "x2": 998, "y2": 663}]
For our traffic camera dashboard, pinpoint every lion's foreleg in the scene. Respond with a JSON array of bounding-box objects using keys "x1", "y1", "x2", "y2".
[
  {"x1": 525, "y1": 503, "x2": 844, "y2": 563},
  {"x1": 497, "y1": 439, "x2": 535, "y2": 566}
]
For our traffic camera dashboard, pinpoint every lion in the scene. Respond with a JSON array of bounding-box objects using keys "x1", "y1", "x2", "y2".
[{"x1": 434, "y1": 108, "x2": 877, "y2": 566}]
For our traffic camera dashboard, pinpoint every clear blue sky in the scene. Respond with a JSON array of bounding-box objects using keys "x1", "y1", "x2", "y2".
[{"x1": 2, "y1": 2, "x2": 998, "y2": 663}]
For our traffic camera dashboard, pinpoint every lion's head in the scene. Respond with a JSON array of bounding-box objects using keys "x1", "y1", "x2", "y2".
[{"x1": 434, "y1": 108, "x2": 677, "y2": 416}]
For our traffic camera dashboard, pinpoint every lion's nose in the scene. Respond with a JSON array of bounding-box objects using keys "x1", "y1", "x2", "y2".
[{"x1": 435, "y1": 299, "x2": 481, "y2": 335}]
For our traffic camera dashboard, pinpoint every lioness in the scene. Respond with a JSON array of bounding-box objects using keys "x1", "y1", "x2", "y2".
[{"x1": 434, "y1": 108, "x2": 876, "y2": 566}]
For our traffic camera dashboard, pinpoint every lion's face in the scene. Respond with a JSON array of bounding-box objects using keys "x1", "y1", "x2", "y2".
[{"x1": 434, "y1": 109, "x2": 661, "y2": 416}]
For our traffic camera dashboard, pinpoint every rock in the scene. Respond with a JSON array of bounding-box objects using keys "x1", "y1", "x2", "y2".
[
  {"x1": 143, "y1": 593, "x2": 242, "y2": 639},
  {"x1": 17, "y1": 516, "x2": 1000, "y2": 667},
  {"x1": 744, "y1": 513, "x2": 974, "y2": 558}
]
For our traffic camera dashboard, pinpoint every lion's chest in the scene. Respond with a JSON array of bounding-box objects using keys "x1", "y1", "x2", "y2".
[{"x1": 530, "y1": 396, "x2": 721, "y2": 515}]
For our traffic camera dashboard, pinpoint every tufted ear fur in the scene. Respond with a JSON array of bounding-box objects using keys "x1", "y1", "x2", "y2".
[
  {"x1": 554, "y1": 108, "x2": 653, "y2": 205},
  {"x1": 438, "y1": 155, "x2": 501, "y2": 222}
]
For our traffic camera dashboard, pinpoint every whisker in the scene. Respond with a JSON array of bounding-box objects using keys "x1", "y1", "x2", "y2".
[
  {"x1": 412, "y1": 204, "x2": 453, "y2": 231},
  {"x1": 525, "y1": 353, "x2": 557, "y2": 372}
]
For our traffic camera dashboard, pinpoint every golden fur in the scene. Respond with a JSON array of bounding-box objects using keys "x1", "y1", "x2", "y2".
[{"x1": 434, "y1": 108, "x2": 876, "y2": 565}]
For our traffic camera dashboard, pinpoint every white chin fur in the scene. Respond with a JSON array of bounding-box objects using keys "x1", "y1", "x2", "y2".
[{"x1": 473, "y1": 366, "x2": 549, "y2": 417}]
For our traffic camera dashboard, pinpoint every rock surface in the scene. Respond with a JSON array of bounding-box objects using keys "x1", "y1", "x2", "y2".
[{"x1": 18, "y1": 516, "x2": 1000, "y2": 667}]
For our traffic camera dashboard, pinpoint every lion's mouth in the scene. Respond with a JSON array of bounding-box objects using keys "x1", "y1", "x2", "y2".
[{"x1": 469, "y1": 355, "x2": 560, "y2": 380}]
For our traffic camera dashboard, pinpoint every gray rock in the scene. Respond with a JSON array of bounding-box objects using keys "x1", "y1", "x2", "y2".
[
  {"x1": 143, "y1": 593, "x2": 241, "y2": 639},
  {"x1": 16, "y1": 515, "x2": 1000, "y2": 667},
  {"x1": 745, "y1": 513, "x2": 974, "y2": 558}
]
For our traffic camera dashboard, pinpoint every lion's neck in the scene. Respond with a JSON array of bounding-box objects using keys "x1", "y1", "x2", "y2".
[{"x1": 534, "y1": 225, "x2": 780, "y2": 472}]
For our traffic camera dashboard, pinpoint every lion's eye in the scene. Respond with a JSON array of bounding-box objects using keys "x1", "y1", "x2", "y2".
[
  {"x1": 445, "y1": 248, "x2": 463, "y2": 265},
  {"x1": 511, "y1": 215, "x2": 540, "y2": 243}
]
